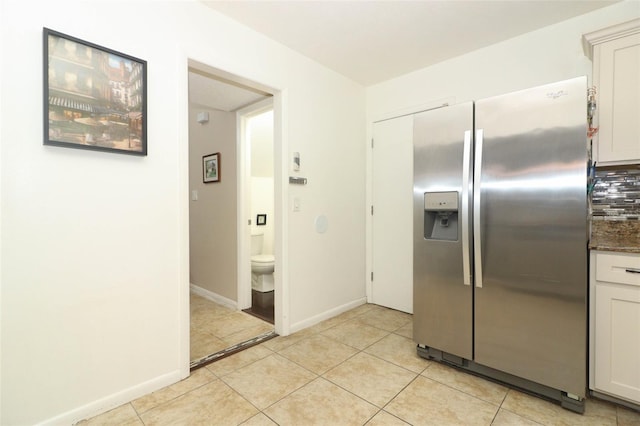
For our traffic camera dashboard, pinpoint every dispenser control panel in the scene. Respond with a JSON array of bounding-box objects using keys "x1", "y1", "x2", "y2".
[
  {"x1": 424, "y1": 191, "x2": 458, "y2": 211},
  {"x1": 423, "y1": 191, "x2": 459, "y2": 240}
]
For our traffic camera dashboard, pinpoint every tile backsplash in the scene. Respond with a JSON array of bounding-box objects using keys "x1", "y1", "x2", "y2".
[{"x1": 591, "y1": 167, "x2": 640, "y2": 220}]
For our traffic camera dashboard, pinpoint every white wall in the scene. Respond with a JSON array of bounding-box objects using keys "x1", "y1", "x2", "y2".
[
  {"x1": 250, "y1": 110, "x2": 275, "y2": 255},
  {"x1": 250, "y1": 110, "x2": 274, "y2": 178},
  {"x1": 286, "y1": 85, "x2": 367, "y2": 330},
  {"x1": 367, "y1": 1, "x2": 640, "y2": 119},
  {"x1": 0, "y1": 1, "x2": 366, "y2": 424},
  {"x1": 251, "y1": 177, "x2": 275, "y2": 254},
  {"x1": 189, "y1": 106, "x2": 238, "y2": 301}
]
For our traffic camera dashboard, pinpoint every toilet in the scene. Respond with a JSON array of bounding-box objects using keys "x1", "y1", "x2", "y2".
[{"x1": 251, "y1": 233, "x2": 275, "y2": 292}]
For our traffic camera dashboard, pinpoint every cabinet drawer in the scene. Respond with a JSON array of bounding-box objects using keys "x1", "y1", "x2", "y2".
[{"x1": 595, "y1": 252, "x2": 640, "y2": 287}]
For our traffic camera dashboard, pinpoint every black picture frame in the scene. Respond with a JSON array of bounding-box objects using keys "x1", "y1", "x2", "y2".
[
  {"x1": 43, "y1": 28, "x2": 147, "y2": 156},
  {"x1": 257, "y1": 214, "x2": 267, "y2": 226},
  {"x1": 203, "y1": 153, "x2": 220, "y2": 183}
]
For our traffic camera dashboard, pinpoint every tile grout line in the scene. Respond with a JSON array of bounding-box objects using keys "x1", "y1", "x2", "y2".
[
  {"x1": 263, "y1": 325, "x2": 400, "y2": 420},
  {"x1": 257, "y1": 311, "x2": 417, "y2": 423},
  {"x1": 132, "y1": 370, "x2": 221, "y2": 419},
  {"x1": 378, "y1": 372, "x2": 423, "y2": 421},
  {"x1": 246, "y1": 360, "x2": 322, "y2": 418},
  {"x1": 363, "y1": 345, "x2": 430, "y2": 376},
  {"x1": 418, "y1": 364, "x2": 507, "y2": 409},
  {"x1": 492, "y1": 404, "x2": 546, "y2": 426},
  {"x1": 317, "y1": 340, "x2": 410, "y2": 414}
]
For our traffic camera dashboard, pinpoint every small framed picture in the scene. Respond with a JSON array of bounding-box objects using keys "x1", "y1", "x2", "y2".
[
  {"x1": 203, "y1": 153, "x2": 220, "y2": 183},
  {"x1": 43, "y1": 28, "x2": 147, "y2": 155},
  {"x1": 257, "y1": 214, "x2": 267, "y2": 226}
]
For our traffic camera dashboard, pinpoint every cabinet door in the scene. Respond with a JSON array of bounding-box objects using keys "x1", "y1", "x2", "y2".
[
  {"x1": 594, "y1": 281, "x2": 640, "y2": 403},
  {"x1": 596, "y1": 33, "x2": 640, "y2": 164}
]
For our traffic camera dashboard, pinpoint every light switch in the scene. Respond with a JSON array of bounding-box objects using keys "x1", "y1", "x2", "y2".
[
  {"x1": 191, "y1": 190, "x2": 198, "y2": 201},
  {"x1": 293, "y1": 197, "x2": 301, "y2": 212}
]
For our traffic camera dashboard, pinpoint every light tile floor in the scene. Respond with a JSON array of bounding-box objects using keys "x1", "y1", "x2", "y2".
[
  {"x1": 190, "y1": 293, "x2": 274, "y2": 363},
  {"x1": 81, "y1": 302, "x2": 640, "y2": 426}
]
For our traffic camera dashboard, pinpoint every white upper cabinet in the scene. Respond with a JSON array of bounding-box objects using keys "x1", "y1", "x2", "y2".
[{"x1": 583, "y1": 19, "x2": 640, "y2": 165}]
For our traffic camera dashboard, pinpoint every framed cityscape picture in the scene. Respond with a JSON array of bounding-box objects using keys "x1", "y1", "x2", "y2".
[
  {"x1": 203, "y1": 152, "x2": 220, "y2": 183},
  {"x1": 43, "y1": 28, "x2": 147, "y2": 155}
]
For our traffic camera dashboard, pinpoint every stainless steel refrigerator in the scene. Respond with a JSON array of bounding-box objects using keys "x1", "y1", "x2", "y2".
[{"x1": 413, "y1": 76, "x2": 588, "y2": 413}]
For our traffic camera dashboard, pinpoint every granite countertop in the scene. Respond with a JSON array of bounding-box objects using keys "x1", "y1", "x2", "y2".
[{"x1": 590, "y1": 219, "x2": 640, "y2": 254}]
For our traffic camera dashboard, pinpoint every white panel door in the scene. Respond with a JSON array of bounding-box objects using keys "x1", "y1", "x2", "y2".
[{"x1": 371, "y1": 115, "x2": 414, "y2": 313}]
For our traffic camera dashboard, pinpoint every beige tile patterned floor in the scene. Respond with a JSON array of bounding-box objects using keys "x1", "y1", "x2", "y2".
[
  {"x1": 190, "y1": 293, "x2": 274, "y2": 362},
  {"x1": 81, "y1": 302, "x2": 640, "y2": 426}
]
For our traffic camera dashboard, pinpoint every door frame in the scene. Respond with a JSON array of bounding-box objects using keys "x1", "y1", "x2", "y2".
[{"x1": 182, "y1": 59, "x2": 289, "y2": 370}]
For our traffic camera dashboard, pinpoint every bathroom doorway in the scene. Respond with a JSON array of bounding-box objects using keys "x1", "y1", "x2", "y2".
[
  {"x1": 239, "y1": 103, "x2": 275, "y2": 324},
  {"x1": 187, "y1": 60, "x2": 281, "y2": 368}
]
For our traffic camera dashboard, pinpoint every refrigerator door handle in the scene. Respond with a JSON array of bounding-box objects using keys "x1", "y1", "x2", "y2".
[
  {"x1": 461, "y1": 130, "x2": 472, "y2": 286},
  {"x1": 473, "y1": 129, "x2": 484, "y2": 288}
]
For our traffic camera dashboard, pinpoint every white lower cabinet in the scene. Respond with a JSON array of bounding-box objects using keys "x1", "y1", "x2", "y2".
[{"x1": 590, "y1": 251, "x2": 640, "y2": 405}]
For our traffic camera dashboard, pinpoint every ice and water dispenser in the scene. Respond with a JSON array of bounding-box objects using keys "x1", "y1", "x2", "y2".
[{"x1": 423, "y1": 191, "x2": 459, "y2": 241}]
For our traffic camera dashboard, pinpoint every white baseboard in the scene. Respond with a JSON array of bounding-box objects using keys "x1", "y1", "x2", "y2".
[
  {"x1": 190, "y1": 283, "x2": 237, "y2": 310},
  {"x1": 289, "y1": 297, "x2": 367, "y2": 333},
  {"x1": 40, "y1": 369, "x2": 183, "y2": 426}
]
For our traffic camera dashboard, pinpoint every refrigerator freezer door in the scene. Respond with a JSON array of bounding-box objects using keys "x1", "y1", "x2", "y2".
[
  {"x1": 413, "y1": 102, "x2": 473, "y2": 360},
  {"x1": 474, "y1": 77, "x2": 588, "y2": 396}
]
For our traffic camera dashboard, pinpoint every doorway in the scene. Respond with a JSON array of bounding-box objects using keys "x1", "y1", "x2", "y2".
[
  {"x1": 187, "y1": 60, "x2": 282, "y2": 368},
  {"x1": 238, "y1": 103, "x2": 275, "y2": 324}
]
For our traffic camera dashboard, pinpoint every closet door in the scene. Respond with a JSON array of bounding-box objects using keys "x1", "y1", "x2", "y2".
[{"x1": 371, "y1": 115, "x2": 413, "y2": 313}]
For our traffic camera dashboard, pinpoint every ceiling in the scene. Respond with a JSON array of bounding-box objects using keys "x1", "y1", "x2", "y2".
[
  {"x1": 188, "y1": 68, "x2": 271, "y2": 112},
  {"x1": 203, "y1": 0, "x2": 619, "y2": 86}
]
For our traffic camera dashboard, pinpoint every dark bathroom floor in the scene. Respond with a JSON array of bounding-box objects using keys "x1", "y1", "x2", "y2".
[{"x1": 243, "y1": 289, "x2": 274, "y2": 324}]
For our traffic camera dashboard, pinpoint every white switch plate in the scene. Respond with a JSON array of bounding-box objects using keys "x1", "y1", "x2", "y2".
[
  {"x1": 191, "y1": 190, "x2": 198, "y2": 201},
  {"x1": 293, "y1": 197, "x2": 300, "y2": 212}
]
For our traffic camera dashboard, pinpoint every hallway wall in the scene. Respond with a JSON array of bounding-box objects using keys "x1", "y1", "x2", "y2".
[{"x1": 189, "y1": 106, "x2": 238, "y2": 302}]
